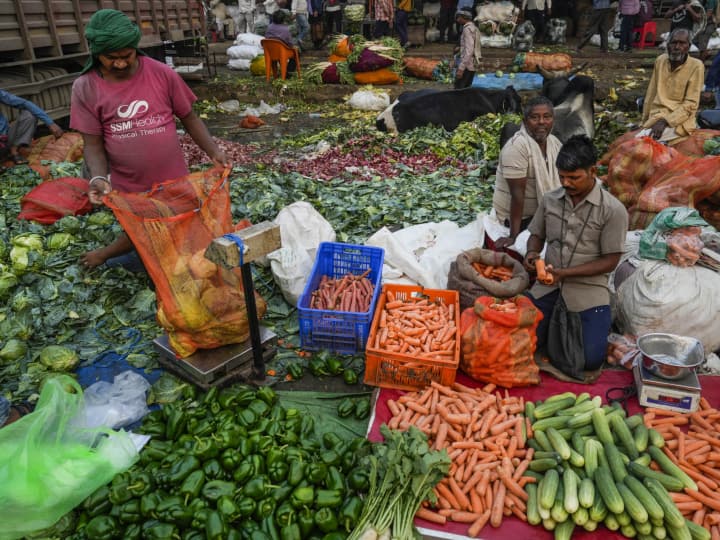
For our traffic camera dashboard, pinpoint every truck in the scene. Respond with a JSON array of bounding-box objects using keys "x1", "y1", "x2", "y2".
[{"x1": 0, "y1": 0, "x2": 208, "y2": 123}]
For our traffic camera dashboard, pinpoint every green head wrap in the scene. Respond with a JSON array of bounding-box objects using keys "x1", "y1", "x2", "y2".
[{"x1": 81, "y1": 9, "x2": 142, "y2": 74}]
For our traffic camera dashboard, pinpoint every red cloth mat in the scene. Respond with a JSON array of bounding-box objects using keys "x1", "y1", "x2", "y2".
[{"x1": 367, "y1": 369, "x2": 720, "y2": 540}]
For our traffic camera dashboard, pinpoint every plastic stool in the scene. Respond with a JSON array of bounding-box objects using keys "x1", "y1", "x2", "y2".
[
  {"x1": 632, "y1": 21, "x2": 657, "y2": 49},
  {"x1": 261, "y1": 38, "x2": 301, "y2": 81}
]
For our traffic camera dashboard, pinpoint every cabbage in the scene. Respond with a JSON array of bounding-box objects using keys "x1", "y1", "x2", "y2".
[
  {"x1": 0, "y1": 339, "x2": 28, "y2": 363},
  {"x1": 11, "y1": 288, "x2": 38, "y2": 312},
  {"x1": 47, "y1": 232, "x2": 74, "y2": 250},
  {"x1": 38, "y1": 345, "x2": 79, "y2": 372},
  {"x1": 55, "y1": 215, "x2": 82, "y2": 233},
  {"x1": 11, "y1": 233, "x2": 44, "y2": 251},
  {"x1": 10, "y1": 246, "x2": 29, "y2": 273},
  {"x1": 87, "y1": 211, "x2": 115, "y2": 226},
  {"x1": 0, "y1": 271, "x2": 17, "y2": 297}
]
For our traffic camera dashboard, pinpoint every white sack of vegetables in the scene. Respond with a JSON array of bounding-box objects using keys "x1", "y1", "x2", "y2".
[
  {"x1": 268, "y1": 201, "x2": 336, "y2": 305},
  {"x1": 616, "y1": 259, "x2": 720, "y2": 354},
  {"x1": 347, "y1": 89, "x2": 391, "y2": 111},
  {"x1": 104, "y1": 168, "x2": 267, "y2": 358}
]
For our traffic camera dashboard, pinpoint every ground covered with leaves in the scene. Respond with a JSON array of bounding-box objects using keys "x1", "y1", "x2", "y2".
[{"x1": 0, "y1": 94, "x2": 640, "y2": 403}]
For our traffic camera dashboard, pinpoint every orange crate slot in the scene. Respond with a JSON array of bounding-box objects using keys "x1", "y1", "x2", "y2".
[{"x1": 364, "y1": 284, "x2": 460, "y2": 391}]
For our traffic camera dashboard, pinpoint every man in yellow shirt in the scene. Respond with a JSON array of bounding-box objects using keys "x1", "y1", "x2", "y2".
[{"x1": 640, "y1": 28, "x2": 704, "y2": 143}]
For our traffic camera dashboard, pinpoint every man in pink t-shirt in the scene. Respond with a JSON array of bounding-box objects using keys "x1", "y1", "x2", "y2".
[{"x1": 71, "y1": 9, "x2": 229, "y2": 270}]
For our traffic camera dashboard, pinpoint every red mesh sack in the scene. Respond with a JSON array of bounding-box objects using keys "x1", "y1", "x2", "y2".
[
  {"x1": 18, "y1": 177, "x2": 92, "y2": 224},
  {"x1": 459, "y1": 296, "x2": 542, "y2": 388},
  {"x1": 104, "y1": 168, "x2": 267, "y2": 358}
]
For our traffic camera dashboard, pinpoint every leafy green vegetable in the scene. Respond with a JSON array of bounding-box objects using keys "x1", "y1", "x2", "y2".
[{"x1": 38, "y1": 345, "x2": 79, "y2": 372}]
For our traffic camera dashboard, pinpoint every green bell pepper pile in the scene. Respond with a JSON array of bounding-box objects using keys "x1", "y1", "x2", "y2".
[{"x1": 63, "y1": 384, "x2": 375, "y2": 539}]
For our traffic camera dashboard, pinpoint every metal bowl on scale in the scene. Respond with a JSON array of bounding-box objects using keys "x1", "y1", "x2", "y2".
[{"x1": 636, "y1": 333, "x2": 704, "y2": 381}]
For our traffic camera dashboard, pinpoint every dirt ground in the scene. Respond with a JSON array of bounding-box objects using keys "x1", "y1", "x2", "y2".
[{"x1": 191, "y1": 36, "x2": 660, "y2": 144}]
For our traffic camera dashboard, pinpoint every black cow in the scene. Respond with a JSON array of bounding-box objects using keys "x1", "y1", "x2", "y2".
[
  {"x1": 376, "y1": 86, "x2": 522, "y2": 133},
  {"x1": 499, "y1": 69, "x2": 595, "y2": 148}
]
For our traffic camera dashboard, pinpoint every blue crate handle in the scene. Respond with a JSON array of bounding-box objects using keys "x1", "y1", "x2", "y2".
[{"x1": 222, "y1": 233, "x2": 247, "y2": 266}]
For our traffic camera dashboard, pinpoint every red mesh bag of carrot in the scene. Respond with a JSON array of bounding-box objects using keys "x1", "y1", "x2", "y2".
[
  {"x1": 104, "y1": 167, "x2": 266, "y2": 358},
  {"x1": 18, "y1": 177, "x2": 92, "y2": 224},
  {"x1": 459, "y1": 295, "x2": 542, "y2": 387}
]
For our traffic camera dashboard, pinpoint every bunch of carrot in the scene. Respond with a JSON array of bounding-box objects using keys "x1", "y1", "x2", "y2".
[
  {"x1": 534, "y1": 259, "x2": 554, "y2": 285},
  {"x1": 308, "y1": 270, "x2": 375, "y2": 312},
  {"x1": 386, "y1": 380, "x2": 533, "y2": 538},
  {"x1": 471, "y1": 262, "x2": 514, "y2": 282},
  {"x1": 644, "y1": 398, "x2": 720, "y2": 538},
  {"x1": 370, "y1": 290, "x2": 457, "y2": 360}
]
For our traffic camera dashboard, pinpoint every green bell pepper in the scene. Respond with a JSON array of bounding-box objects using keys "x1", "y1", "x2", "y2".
[
  {"x1": 217, "y1": 495, "x2": 240, "y2": 520},
  {"x1": 250, "y1": 531, "x2": 272, "y2": 540},
  {"x1": 202, "y1": 480, "x2": 236, "y2": 502},
  {"x1": 167, "y1": 455, "x2": 201, "y2": 485},
  {"x1": 274, "y1": 500, "x2": 296, "y2": 528},
  {"x1": 319, "y1": 450, "x2": 341, "y2": 467},
  {"x1": 192, "y1": 437, "x2": 219, "y2": 461},
  {"x1": 218, "y1": 387, "x2": 241, "y2": 409},
  {"x1": 124, "y1": 523, "x2": 142, "y2": 540},
  {"x1": 336, "y1": 398, "x2": 355, "y2": 418},
  {"x1": 280, "y1": 523, "x2": 302, "y2": 540},
  {"x1": 326, "y1": 356, "x2": 343, "y2": 375},
  {"x1": 83, "y1": 485, "x2": 111, "y2": 517},
  {"x1": 271, "y1": 483, "x2": 294, "y2": 504},
  {"x1": 217, "y1": 424, "x2": 245, "y2": 449},
  {"x1": 309, "y1": 357, "x2": 329, "y2": 377},
  {"x1": 322, "y1": 432, "x2": 343, "y2": 450},
  {"x1": 221, "y1": 448, "x2": 243, "y2": 471},
  {"x1": 325, "y1": 466, "x2": 345, "y2": 492},
  {"x1": 342, "y1": 369, "x2": 358, "y2": 385},
  {"x1": 298, "y1": 507, "x2": 315, "y2": 538},
  {"x1": 339, "y1": 496, "x2": 363, "y2": 531},
  {"x1": 268, "y1": 461, "x2": 289, "y2": 483},
  {"x1": 140, "y1": 493, "x2": 162, "y2": 519},
  {"x1": 315, "y1": 489, "x2": 343, "y2": 508},
  {"x1": 162, "y1": 505, "x2": 193, "y2": 528},
  {"x1": 85, "y1": 515, "x2": 117, "y2": 540},
  {"x1": 256, "y1": 386, "x2": 278, "y2": 406},
  {"x1": 266, "y1": 446, "x2": 286, "y2": 467},
  {"x1": 227, "y1": 528, "x2": 243, "y2": 540},
  {"x1": 249, "y1": 454, "x2": 266, "y2": 475},
  {"x1": 354, "y1": 399, "x2": 370, "y2": 420},
  {"x1": 203, "y1": 459, "x2": 225, "y2": 480},
  {"x1": 244, "y1": 475, "x2": 274, "y2": 500},
  {"x1": 233, "y1": 460, "x2": 255, "y2": 483},
  {"x1": 164, "y1": 404, "x2": 186, "y2": 440},
  {"x1": 261, "y1": 514, "x2": 280, "y2": 540},
  {"x1": 314, "y1": 508, "x2": 338, "y2": 533},
  {"x1": 140, "y1": 422, "x2": 166, "y2": 437},
  {"x1": 179, "y1": 469, "x2": 205, "y2": 504},
  {"x1": 108, "y1": 481, "x2": 133, "y2": 505},
  {"x1": 290, "y1": 486, "x2": 314, "y2": 509},
  {"x1": 287, "y1": 459, "x2": 305, "y2": 487},
  {"x1": 182, "y1": 530, "x2": 204, "y2": 540},
  {"x1": 248, "y1": 399, "x2": 271, "y2": 418},
  {"x1": 255, "y1": 497, "x2": 277, "y2": 521},
  {"x1": 144, "y1": 522, "x2": 178, "y2": 540},
  {"x1": 238, "y1": 408, "x2": 258, "y2": 428},
  {"x1": 346, "y1": 468, "x2": 369, "y2": 491},
  {"x1": 119, "y1": 499, "x2": 142, "y2": 524},
  {"x1": 306, "y1": 462, "x2": 327, "y2": 485},
  {"x1": 191, "y1": 508, "x2": 211, "y2": 529},
  {"x1": 300, "y1": 415, "x2": 315, "y2": 438},
  {"x1": 238, "y1": 436, "x2": 255, "y2": 457},
  {"x1": 321, "y1": 533, "x2": 347, "y2": 540},
  {"x1": 201, "y1": 386, "x2": 219, "y2": 406},
  {"x1": 205, "y1": 510, "x2": 227, "y2": 540},
  {"x1": 188, "y1": 418, "x2": 214, "y2": 437},
  {"x1": 235, "y1": 496, "x2": 257, "y2": 518}
]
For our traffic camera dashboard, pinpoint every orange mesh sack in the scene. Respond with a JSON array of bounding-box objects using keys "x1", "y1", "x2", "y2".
[
  {"x1": 105, "y1": 168, "x2": 266, "y2": 358},
  {"x1": 18, "y1": 177, "x2": 92, "y2": 224},
  {"x1": 459, "y1": 295, "x2": 542, "y2": 388}
]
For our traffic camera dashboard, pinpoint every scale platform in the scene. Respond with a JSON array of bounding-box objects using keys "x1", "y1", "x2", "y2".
[
  {"x1": 154, "y1": 326, "x2": 277, "y2": 390},
  {"x1": 633, "y1": 363, "x2": 701, "y2": 413}
]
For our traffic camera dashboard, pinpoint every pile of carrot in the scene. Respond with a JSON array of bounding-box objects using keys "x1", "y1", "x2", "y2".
[
  {"x1": 386, "y1": 380, "x2": 533, "y2": 538},
  {"x1": 471, "y1": 262, "x2": 514, "y2": 282},
  {"x1": 370, "y1": 290, "x2": 457, "y2": 360},
  {"x1": 308, "y1": 270, "x2": 374, "y2": 312},
  {"x1": 644, "y1": 398, "x2": 720, "y2": 538}
]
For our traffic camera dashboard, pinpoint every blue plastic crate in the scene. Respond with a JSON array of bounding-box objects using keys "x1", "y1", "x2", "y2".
[{"x1": 298, "y1": 242, "x2": 384, "y2": 354}]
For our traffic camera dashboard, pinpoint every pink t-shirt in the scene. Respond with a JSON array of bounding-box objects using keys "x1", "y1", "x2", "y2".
[{"x1": 70, "y1": 56, "x2": 196, "y2": 193}]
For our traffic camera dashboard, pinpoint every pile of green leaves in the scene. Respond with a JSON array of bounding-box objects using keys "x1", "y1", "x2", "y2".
[
  {"x1": 0, "y1": 166, "x2": 161, "y2": 403},
  {"x1": 347, "y1": 424, "x2": 451, "y2": 540}
]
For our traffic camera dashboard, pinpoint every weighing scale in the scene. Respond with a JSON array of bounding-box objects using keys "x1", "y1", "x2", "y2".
[
  {"x1": 153, "y1": 221, "x2": 282, "y2": 389},
  {"x1": 633, "y1": 363, "x2": 701, "y2": 413}
]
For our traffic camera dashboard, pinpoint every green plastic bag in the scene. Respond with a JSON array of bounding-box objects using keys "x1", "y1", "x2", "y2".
[
  {"x1": 0, "y1": 375, "x2": 139, "y2": 539},
  {"x1": 638, "y1": 207, "x2": 709, "y2": 260}
]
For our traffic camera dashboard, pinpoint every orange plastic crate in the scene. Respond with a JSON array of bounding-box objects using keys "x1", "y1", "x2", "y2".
[{"x1": 364, "y1": 284, "x2": 460, "y2": 391}]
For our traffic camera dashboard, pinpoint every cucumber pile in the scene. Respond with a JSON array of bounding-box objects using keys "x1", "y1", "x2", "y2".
[{"x1": 524, "y1": 392, "x2": 709, "y2": 540}]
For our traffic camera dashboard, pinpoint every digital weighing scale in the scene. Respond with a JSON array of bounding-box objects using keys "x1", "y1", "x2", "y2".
[
  {"x1": 154, "y1": 327, "x2": 278, "y2": 390},
  {"x1": 633, "y1": 363, "x2": 701, "y2": 413}
]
